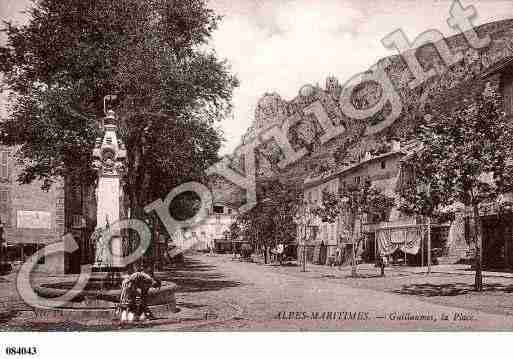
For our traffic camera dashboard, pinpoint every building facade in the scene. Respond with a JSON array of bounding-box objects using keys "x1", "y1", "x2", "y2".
[
  {"x1": 190, "y1": 202, "x2": 237, "y2": 252},
  {"x1": 295, "y1": 56, "x2": 513, "y2": 268},
  {"x1": 0, "y1": 146, "x2": 67, "y2": 273},
  {"x1": 301, "y1": 140, "x2": 410, "y2": 265}
]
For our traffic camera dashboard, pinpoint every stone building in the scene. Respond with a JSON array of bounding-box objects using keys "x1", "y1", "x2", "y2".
[
  {"x1": 184, "y1": 202, "x2": 237, "y2": 253},
  {"x1": 0, "y1": 146, "x2": 67, "y2": 273},
  {"x1": 301, "y1": 140, "x2": 406, "y2": 264},
  {"x1": 211, "y1": 19, "x2": 513, "y2": 269},
  {"x1": 298, "y1": 55, "x2": 513, "y2": 268}
]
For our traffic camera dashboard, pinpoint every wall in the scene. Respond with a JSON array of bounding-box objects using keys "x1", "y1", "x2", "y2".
[
  {"x1": 185, "y1": 204, "x2": 237, "y2": 251},
  {"x1": 0, "y1": 146, "x2": 65, "y2": 273}
]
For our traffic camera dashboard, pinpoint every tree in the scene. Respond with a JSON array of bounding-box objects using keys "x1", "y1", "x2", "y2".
[
  {"x1": 230, "y1": 179, "x2": 302, "y2": 264},
  {"x1": 0, "y1": 0, "x2": 238, "y2": 224},
  {"x1": 317, "y1": 180, "x2": 395, "y2": 277},
  {"x1": 399, "y1": 85, "x2": 513, "y2": 291}
]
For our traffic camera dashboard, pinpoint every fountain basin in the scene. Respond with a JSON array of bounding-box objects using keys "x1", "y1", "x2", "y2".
[{"x1": 32, "y1": 277, "x2": 178, "y2": 320}]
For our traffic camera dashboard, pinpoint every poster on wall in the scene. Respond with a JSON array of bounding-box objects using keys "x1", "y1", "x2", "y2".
[{"x1": 16, "y1": 210, "x2": 52, "y2": 229}]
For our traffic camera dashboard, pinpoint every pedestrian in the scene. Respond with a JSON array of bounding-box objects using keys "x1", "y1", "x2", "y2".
[
  {"x1": 335, "y1": 246, "x2": 341, "y2": 267},
  {"x1": 379, "y1": 255, "x2": 387, "y2": 277},
  {"x1": 276, "y1": 242, "x2": 284, "y2": 265},
  {"x1": 209, "y1": 238, "x2": 215, "y2": 256}
]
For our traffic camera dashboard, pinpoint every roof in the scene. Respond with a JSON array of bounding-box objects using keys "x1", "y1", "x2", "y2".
[{"x1": 303, "y1": 149, "x2": 405, "y2": 190}]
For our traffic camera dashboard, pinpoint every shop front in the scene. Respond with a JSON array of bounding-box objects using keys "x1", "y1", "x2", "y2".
[{"x1": 371, "y1": 219, "x2": 450, "y2": 267}]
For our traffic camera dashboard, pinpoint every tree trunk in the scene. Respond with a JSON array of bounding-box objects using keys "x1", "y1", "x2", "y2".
[
  {"x1": 350, "y1": 210, "x2": 358, "y2": 277},
  {"x1": 264, "y1": 246, "x2": 269, "y2": 264},
  {"x1": 472, "y1": 203, "x2": 483, "y2": 291}
]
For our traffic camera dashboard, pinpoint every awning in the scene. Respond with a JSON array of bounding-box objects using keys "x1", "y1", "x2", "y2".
[{"x1": 377, "y1": 226, "x2": 423, "y2": 256}]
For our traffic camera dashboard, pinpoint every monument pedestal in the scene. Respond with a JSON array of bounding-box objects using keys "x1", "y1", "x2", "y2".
[{"x1": 91, "y1": 110, "x2": 127, "y2": 272}]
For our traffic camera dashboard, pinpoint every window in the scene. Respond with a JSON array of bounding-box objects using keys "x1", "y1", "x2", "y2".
[
  {"x1": 0, "y1": 151, "x2": 8, "y2": 180},
  {"x1": 0, "y1": 189, "x2": 9, "y2": 226},
  {"x1": 502, "y1": 73, "x2": 513, "y2": 116},
  {"x1": 72, "y1": 214, "x2": 85, "y2": 229},
  {"x1": 354, "y1": 176, "x2": 360, "y2": 184},
  {"x1": 37, "y1": 245, "x2": 45, "y2": 265},
  {"x1": 381, "y1": 160, "x2": 386, "y2": 169},
  {"x1": 213, "y1": 205, "x2": 224, "y2": 214}
]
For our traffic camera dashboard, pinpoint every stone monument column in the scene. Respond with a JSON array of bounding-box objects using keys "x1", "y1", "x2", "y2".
[{"x1": 92, "y1": 110, "x2": 127, "y2": 270}]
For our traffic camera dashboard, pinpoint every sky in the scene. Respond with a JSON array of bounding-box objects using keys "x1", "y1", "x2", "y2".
[{"x1": 1, "y1": 0, "x2": 513, "y2": 154}]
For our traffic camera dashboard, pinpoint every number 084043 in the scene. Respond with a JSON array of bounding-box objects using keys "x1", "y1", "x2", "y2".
[{"x1": 5, "y1": 347, "x2": 37, "y2": 356}]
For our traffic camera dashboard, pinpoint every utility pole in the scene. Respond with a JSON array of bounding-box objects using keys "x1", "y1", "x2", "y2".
[
  {"x1": 301, "y1": 242, "x2": 306, "y2": 272},
  {"x1": 427, "y1": 216, "x2": 431, "y2": 275},
  {"x1": 301, "y1": 221, "x2": 308, "y2": 273},
  {"x1": 473, "y1": 204, "x2": 483, "y2": 291}
]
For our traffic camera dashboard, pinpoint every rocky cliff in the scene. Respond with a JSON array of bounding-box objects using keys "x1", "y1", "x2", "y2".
[{"x1": 211, "y1": 19, "x2": 513, "y2": 207}]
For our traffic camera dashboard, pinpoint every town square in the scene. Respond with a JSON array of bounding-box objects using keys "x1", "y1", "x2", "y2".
[{"x1": 2, "y1": 0, "x2": 513, "y2": 339}]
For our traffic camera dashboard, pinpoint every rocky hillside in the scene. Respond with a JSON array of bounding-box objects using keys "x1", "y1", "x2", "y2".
[{"x1": 211, "y1": 19, "x2": 513, "y2": 207}]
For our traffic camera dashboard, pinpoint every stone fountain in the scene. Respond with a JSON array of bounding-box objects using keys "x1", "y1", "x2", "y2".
[
  {"x1": 32, "y1": 110, "x2": 177, "y2": 320},
  {"x1": 91, "y1": 109, "x2": 126, "y2": 272}
]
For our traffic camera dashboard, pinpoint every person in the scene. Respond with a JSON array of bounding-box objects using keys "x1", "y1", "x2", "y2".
[
  {"x1": 319, "y1": 240, "x2": 327, "y2": 265},
  {"x1": 209, "y1": 239, "x2": 215, "y2": 256},
  {"x1": 118, "y1": 272, "x2": 138, "y2": 321},
  {"x1": 335, "y1": 246, "x2": 341, "y2": 266},
  {"x1": 379, "y1": 255, "x2": 387, "y2": 277},
  {"x1": 276, "y1": 242, "x2": 284, "y2": 265},
  {"x1": 118, "y1": 265, "x2": 161, "y2": 321}
]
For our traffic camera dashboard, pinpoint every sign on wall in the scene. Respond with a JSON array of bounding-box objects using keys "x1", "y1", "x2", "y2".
[{"x1": 17, "y1": 210, "x2": 52, "y2": 229}]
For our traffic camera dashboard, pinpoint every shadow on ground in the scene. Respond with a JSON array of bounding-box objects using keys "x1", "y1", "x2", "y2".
[
  {"x1": 158, "y1": 258, "x2": 240, "y2": 293},
  {"x1": 395, "y1": 282, "x2": 513, "y2": 297}
]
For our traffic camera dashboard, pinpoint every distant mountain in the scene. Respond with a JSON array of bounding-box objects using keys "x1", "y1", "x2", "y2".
[{"x1": 210, "y1": 19, "x2": 513, "y2": 208}]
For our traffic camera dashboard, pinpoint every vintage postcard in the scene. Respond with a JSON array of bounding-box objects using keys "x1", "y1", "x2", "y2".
[{"x1": 1, "y1": 0, "x2": 513, "y2": 348}]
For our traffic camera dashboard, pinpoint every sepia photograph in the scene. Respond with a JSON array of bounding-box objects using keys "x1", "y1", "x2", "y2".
[{"x1": 1, "y1": 0, "x2": 513, "y2": 355}]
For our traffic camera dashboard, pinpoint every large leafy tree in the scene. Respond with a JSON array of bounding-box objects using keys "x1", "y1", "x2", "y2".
[
  {"x1": 230, "y1": 179, "x2": 302, "y2": 264},
  {"x1": 0, "y1": 0, "x2": 238, "y2": 220},
  {"x1": 399, "y1": 86, "x2": 513, "y2": 291},
  {"x1": 317, "y1": 180, "x2": 395, "y2": 277}
]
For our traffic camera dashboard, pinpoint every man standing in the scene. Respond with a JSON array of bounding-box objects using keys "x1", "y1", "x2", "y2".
[
  {"x1": 335, "y1": 246, "x2": 341, "y2": 267},
  {"x1": 276, "y1": 242, "x2": 284, "y2": 265}
]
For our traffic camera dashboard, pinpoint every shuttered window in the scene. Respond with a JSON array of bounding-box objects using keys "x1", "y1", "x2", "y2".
[
  {"x1": 0, "y1": 151, "x2": 8, "y2": 180},
  {"x1": 0, "y1": 189, "x2": 10, "y2": 226}
]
